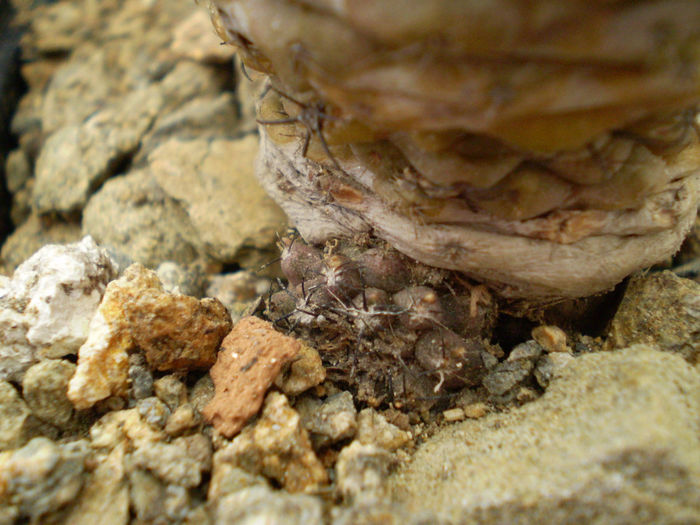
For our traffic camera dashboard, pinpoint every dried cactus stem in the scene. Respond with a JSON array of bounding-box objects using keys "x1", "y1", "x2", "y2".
[{"x1": 257, "y1": 122, "x2": 699, "y2": 299}]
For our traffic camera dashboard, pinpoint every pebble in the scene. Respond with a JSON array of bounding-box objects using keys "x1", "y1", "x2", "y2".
[
  {"x1": 68, "y1": 264, "x2": 231, "y2": 410},
  {"x1": 164, "y1": 403, "x2": 201, "y2": 436},
  {"x1": 534, "y1": 353, "x2": 576, "y2": 388},
  {"x1": 442, "y1": 408, "x2": 465, "y2": 422},
  {"x1": 0, "y1": 237, "x2": 117, "y2": 381},
  {"x1": 335, "y1": 441, "x2": 395, "y2": 504},
  {"x1": 297, "y1": 391, "x2": 358, "y2": 448},
  {"x1": 0, "y1": 381, "x2": 49, "y2": 450},
  {"x1": 0, "y1": 437, "x2": 90, "y2": 522},
  {"x1": 532, "y1": 325, "x2": 570, "y2": 353},
  {"x1": 203, "y1": 316, "x2": 301, "y2": 437},
  {"x1": 21, "y1": 359, "x2": 75, "y2": 428},
  {"x1": 129, "y1": 434, "x2": 212, "y2": 488},
  {"x1": 606, "y1": 271, "x2": 700, "y2": 363},
  {"x1": 153, "y1": 375, "x2": 189, "y2": 412},
  {"x1": 275, "y1": 342, "x2": 326, "y2": 396},
  {"x1": 220, "y1": 392, "x2": 328, "y2": 492},
  {"x1": 127, "y1": 353, "x2": 153, "y2": 401},
  {"x1": 137, "y1": 397, "x2": 171, "y2": 430},
  {"x1": 482, "y1": 359, "x2": 534, "y2": 397},
  {"x1": 212, "y1": 485, "x2": 323, "y2": 525},
  {"x1": 357, "y1": 408, "x2": 412, "y2": 451},
  {"x1": 462, "y1": 402, "x2": 488, "y2": 419}
]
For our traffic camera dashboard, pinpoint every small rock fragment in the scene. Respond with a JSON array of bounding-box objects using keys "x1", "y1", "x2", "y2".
[
  {"x1": 208, "y1": 453, "x2": 269, "y2": 502},
  {"x1": 130, "y1": 434, "x2": 212, "y2": 488},
  {"x1": 127, "y1": 353, "x2": 153, "y2": 401},
  {"x1": 63, "y1": 444, "x2": 129, "y2": 525},
  {"x1": 165, "y1": 403, "x2": 201, "y2": 436},
  {"x1": 126, "y1": 289, "x2": 232, "y2": 372},
  {"x1": 68, "y1": 264, "x2": 231, "y2": 409},
  {"x1": 129, "y1": 469, "x2": 167, "y2": 524},
  {"x1": 203, "y1": 316, "x2": 301, "y2": 437},
  {"x1": 275, "y1": 342, "x2": 326, "y2": 396},
  {"x1": 156, "y1": 261, "x2": 205, "y2": 297},
  {"x1": 0, "y1": 381, "x2": 48, "y2": 450},
  {"x1": 534, "y1": 353, "x2": 576, "y2": 388},
  {"x1": 606, "y1": 271, "x2": 700, "y2": 363},
  {"x1": 221, "y1": 392, "x2": 328, "y2": 492},
  {"x1": 32, "y1": 86, "x2": 164, "y2": 215},
  {"x1": 149, "y1": 136, "x2": 287, "y2": 262},
  {"x1": 0, "y1": 237, "x2": 116, "y2": 381},
  {"x1": 153, "y1": 375, "x2": 188, "y2": 412},
  {"x1": 82, "y1": 170, "x2": 202, "y2": 269},
  {"x1": 336, "y1": 441, "x2": 395, "y2": 504},
  {"x1": 68, "y1": 264, "x2": 161, "y2": 409},
  {"x1": 90, "y1": 409, "x2": 162, "y2": 451},
  {"x1": 189, "y1": 374, "x2": 214, "y2": 415},
  {"x1": 462, "y1": 402, "x2": 488, "y2": 419},
  {"x1": 357, "y1": 408, "x2": 412, "y2": 451},
  {"x1": 212, "y1": 485, "x2": 323, "y2": 525},
  {"x1": 297, "y1": 391, "x2": 358, "y2": 448},
  {"x1": 532, "y1": 325, "x2": 570, "y2": 353},
  {"x1": 137, "y1": 397, "x2": 171, "y2": 430},
  {"x1": 442, "y1": 408, "x2": 465, "y2": 422},
  {"x1": 170, "y1": 8, "x2": 236, "y2": 63},
  {"x1": 21, "y1": 359, "x2": 75, "y2": 427},
  {"x1": 0, "y1": 437, "x2": 89, "y2": 522},
  {"x1": 206, "y1": 271, "x2": 271, "y2": 322},
  {"x1": 482, "y1": 361, "x2": 532, "y2": 397}
]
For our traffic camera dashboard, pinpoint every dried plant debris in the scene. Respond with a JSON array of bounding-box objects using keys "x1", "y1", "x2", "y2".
[{"x1": 265, "y1": 233, "x2": 498, "y2": 410}]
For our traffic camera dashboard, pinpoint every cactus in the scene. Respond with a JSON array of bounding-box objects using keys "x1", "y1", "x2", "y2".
[{"x1": 209, "y1": 0, "x2": 700, "y2": 298}]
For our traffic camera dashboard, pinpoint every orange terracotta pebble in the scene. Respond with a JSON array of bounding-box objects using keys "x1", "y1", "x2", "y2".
[{"x1": 203, "y1": 316, "x2": 300, "y2": 437}]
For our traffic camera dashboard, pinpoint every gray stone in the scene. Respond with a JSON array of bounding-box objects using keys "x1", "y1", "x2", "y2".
[
  {"x1": 534, "y1": 352, "x2": 575, "y2": 388},
  {"x1": 212, "y1": 485, "x2": 323, "y2": 525},
  {"x1": 63, "y1": 444, "x2": 129, "y2": 525},
  {"x1": 297, "y1": 391, "x2": 357, "y2": 448},
  {"x1": 389, "y1": 346, "x2": 700, "y2": 524},
  {"x1": 357, "y1": 408, "x2": 412, "y2": 451},
  {"x1": 336, "y1": 441, "x2": 395, "y2": 504},
  {"x1": 482, "y1": 358, "x2": 534, "y2": 396},
  {"x1": 206, "y1": 271, "x2": 272, "y2": 323},
  {"x1": 0, "y1": 381, "x2": 45, "y2": 450},
  {"x1": 607, "y1": 271, "x2": 700, "y2": 364},
  {"x1": 148, "y1": 135, "x2": 287, "y2": 263},
  {"x1": 127, "y1": 353, "x2": 153, "y2": 401},
  {"x1": 21, "y1": 359, "x2": 76, "y2": 427},
  {"x1": 0, "y1": 214, "x2": 82, "y2": 275},
  {"x1": 0, "y1": 437, "x2": 89, "y2": 522},
  {"x1": 136, "y1": 397, "x2": 170, "y2": 430},
  {"x1": 129, "y1": 434, "x2": 211, "y2": 488},
  {"x1": 153, "y1": 375, "x2": 188, "y2": 411},
  {"x1": 82, "y1": 170, "x2": 201, "y2": 269},
  {"x1": 156, "y1": 261, "x2": 206, "y2": 297},
  {"x1": 4, "y1": 148, "x2": 30, "y2": 194},
  {"x1": 33, "y1": 85, "x2": 164, "y2": 215},
  {"x1": 129, "y1": 468, "x2": 166, "y2": 523}
]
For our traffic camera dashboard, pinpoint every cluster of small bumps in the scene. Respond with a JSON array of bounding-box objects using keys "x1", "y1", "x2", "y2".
[{"x1": 266, "y1": 233, "x2": 499, "y2": 408}]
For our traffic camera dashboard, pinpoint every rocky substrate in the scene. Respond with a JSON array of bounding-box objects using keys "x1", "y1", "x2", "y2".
[{"x1": 1, "y1": 1, "x2": 699, "y2": 524}]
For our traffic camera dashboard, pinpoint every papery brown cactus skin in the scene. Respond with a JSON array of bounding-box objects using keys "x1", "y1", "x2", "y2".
[{"x1": 209, "y1": 0, "x2": 700, "y2": 298}]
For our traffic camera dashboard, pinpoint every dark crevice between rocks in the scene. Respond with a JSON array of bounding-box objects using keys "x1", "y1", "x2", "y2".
[{"x1": 0, "y1": 1, "x2": 25, "y2": 249}]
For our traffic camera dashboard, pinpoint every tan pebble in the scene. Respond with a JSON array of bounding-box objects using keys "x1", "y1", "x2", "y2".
[
  {"x1": 532, "y1": 325, "x2": 571, "y2": 353},
  {"x1": 203, "y1": 316, "x2": 301, "y2": 438},
  {"x1": 220, "y1": 392, "x2": 327, "y2": 493},
  {"x1": 462, "y1": 402, "x2": 488, "y2": 419},
  {"x1": 165, "y1": 404, "x2": 200, "y2": 436},
  {"x1": 442, "y1": 408, "x2": 465, "y2": 422},
  {"x1": 274, "y1": 342, "x2": 326, "y2": 396}
]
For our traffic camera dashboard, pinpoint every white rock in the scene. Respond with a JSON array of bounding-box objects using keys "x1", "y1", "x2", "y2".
[{"x1": 0, "y1": 237, "x2": 118, "y2": 381}]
